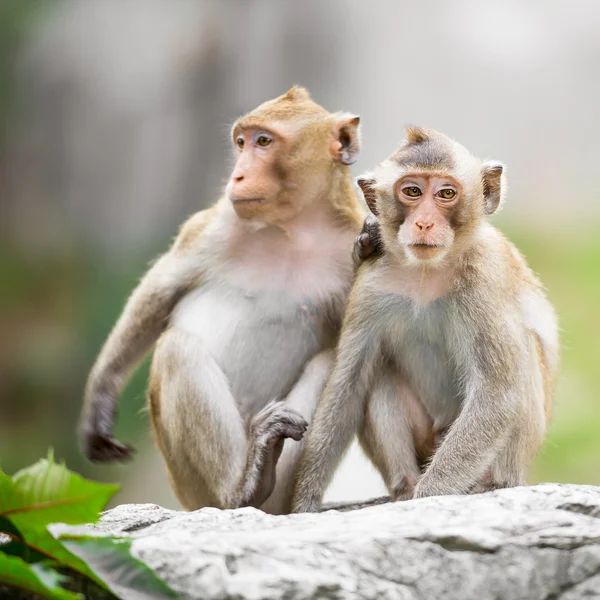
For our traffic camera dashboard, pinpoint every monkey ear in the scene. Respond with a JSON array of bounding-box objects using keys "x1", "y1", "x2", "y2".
[
  {"x1": 481, "y1": 161, "x2": 506, "y2": 215},
  {"x1": 357, "y1": 176, "x2": 378, "y2": 215},
  {"x1": 331, "y1": 115, "x2": 361, "y2": 165}
]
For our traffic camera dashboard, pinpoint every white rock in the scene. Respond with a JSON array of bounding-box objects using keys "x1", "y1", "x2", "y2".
[{"x1": 57, "y1": 484, "x2": 600, "y2": 600}]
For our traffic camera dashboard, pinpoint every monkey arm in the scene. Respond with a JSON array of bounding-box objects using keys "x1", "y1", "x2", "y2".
[
  {"x1": 414, "y1": 383, "x2": 518, "y2": 498},
  {"x1": 80, "y1": 251, "x2": 200, "y2": 462},
  {"x1": 414, "y1": 324, "x2": 522, "y2": 498},
  {"x1": 80, "y1": 209, "x2": 214, "y2": 463},
  {"x1": 292, "y1": 320, "x2": 379, "y2": 512}
]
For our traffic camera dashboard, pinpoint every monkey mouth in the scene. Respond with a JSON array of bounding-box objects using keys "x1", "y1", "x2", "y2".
[
  {"x1": 406, "y1": 242, "x2": 446, "y2": 262},
  {"x1": 230, "y1": 197, "x2": 264, "y2": 205},
  {"x1": 408, "y1": 242, "x2": 443, "y2": 248}
]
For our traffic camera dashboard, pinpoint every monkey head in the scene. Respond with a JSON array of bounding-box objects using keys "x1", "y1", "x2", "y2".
[
  {"x1": 227, "y1": 86, "x2": 361, "y2": 225},
  {"x1": 357, "y1": 127, "x2": 505, "y2": 266}
]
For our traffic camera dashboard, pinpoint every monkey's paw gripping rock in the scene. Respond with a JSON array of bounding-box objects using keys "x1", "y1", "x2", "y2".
[{"x1": 46, "y1": 484, "x2": 600, "y2": 600}]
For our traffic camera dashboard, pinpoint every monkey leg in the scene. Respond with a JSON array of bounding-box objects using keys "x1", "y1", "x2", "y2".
[
  {"x1": 149, "y1": 329, "x2": 249, "y2": 511},
  {"x1": 253, "y1": 350, "x2": 335, "y2": 514},
  {"x1": 358, "y1": 372, "x2": 424, "y2": 500}
]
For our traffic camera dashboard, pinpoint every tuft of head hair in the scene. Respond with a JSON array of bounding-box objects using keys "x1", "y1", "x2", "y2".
[
  {"x1": 405, "y1": 126, "x2": 430, "y2": 145},
  {"x1": 391, "y1": 126, "x2": 457, "y2": 171},
  {"x1": 282, "y1": 85, "x2": 312, "y2": 102},
  {"x1": 245, "y1": 85, "x2": 328, "y2": 122}
]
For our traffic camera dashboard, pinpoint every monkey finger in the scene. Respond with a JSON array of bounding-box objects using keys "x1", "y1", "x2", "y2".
[
  {"x1": 356, "y1": 233, "x2": 373, "y2": 259},
  {"x1": 111, "y1": 441, "x2": 136, "y2": 461},
  {"x1": 363, "y1": 213, "x2": 379, "y2": 231},
  {"x1": 263, "y1": 416, "x2": 308, "y2": 444},
  {"x1": 357, "y1": 232, "x2": 371, "y2": 246},
  {"x1": 250, "y1": 399, "x2": 283, "y2": 431}
]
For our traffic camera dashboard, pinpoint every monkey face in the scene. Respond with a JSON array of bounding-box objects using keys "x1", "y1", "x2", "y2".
[
  {"x1": 358, "y1": 126, "x2": 505, "y2": 268},
  {"x1": 227, "y1": 122, "x2": 334, "y2": 224},
  {"x1": 226, "y1": 88, "x2": 361, "y2": 226},
  {"x1": 227, "y1": 125, "x2": 286, "y2": 222},
  {"x1": 393, "y1": 173, "x2": 461, "y2": 265}
]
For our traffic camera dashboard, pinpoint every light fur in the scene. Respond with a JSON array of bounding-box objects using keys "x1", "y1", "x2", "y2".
[
  {"x1": 293, "y1": 128, "x2": 559, "y2": 512},
  {"x1": 80, "y1": 87, "x2": 365, "y2": 513}
]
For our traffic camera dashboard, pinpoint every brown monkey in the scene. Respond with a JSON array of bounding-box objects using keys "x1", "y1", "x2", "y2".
[
  {"x1": 80, "y1": 87, "x2": 366, "y2": 513},
  {"x1": 293, "y1": 127, "x2": 559, "y2": 512}
]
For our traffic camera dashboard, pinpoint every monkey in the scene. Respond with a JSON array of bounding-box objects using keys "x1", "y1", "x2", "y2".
[
  {"x1": 292, "y1": 126, "x2": 559, "y2": 512},
  {"x1": 80, "y1": 86, "x2": 366, "y2": 514}
]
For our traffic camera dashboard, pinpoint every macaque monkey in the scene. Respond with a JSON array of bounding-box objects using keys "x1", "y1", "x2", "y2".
[
  {"x1": 293, "y1": 127, "x2": 559, "y2": 512},
  {"x1": 80, "y1": 87, "x2": 366, "y2": 513}
]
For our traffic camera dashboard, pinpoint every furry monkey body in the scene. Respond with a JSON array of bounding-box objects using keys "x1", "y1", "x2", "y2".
[
  {"x1": 81, "y1": 87, "x2": 365, "y2": 514},
  {"x1": 293, "y1": 127, "x2": 559, "y2": 512}
]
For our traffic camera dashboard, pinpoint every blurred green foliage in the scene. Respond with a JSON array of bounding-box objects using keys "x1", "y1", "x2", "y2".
[
  {"x1": 0, "y1": 0, "x2": 45, "y2": 140},
  {"x1": 0, "y1": 244, "x2": 163, "y2": 482},
  {"x1": 506, "y1": 224, "x2": 600, "y2": 486}
]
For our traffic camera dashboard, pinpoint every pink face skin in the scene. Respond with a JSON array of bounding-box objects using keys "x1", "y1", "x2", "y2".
[
  {"x1": 395, "y1": 173, "x2": 463, "y2": 264},
  {"x1": 227, "y1": 112, "x2": 360, "y2": 227},
  {"x1": 227, "y1": 125, "x2": 285, "y2": 222}
]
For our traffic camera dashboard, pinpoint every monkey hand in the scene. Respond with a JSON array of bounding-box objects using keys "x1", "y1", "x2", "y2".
[
  {"x1": 238, "y1": 402, "x2": 308, "y2": 509},
  {"x1": 353, "y1": 214, "x2": 383, "y2": 265},
  {"x1": 391, "y1": 474, "x2": 416, "y2": 501},
  {"x1": 412, "y1": 473, "x2": 460, "y2": 499},
  {"x1": 293, "y1": 496, "x2": 321, "y2": 513},
  {"x1": 81, "y1": 396, "x2": 135, "y2": 463},
  {"x1": 251, "y1": 400, "x2": 308, "y2": 449},
  {"x1": 83, "y1": 430, "x2": 135, "y2": 463}
]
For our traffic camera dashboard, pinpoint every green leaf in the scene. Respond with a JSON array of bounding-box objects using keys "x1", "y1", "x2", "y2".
[
  {"x1": 0, "y1": 552, "x2": 81, "y2": 600},
  {"x1": 0, "y1": 516, "x2": 47, "y2": 563},
  {"x1": 22, "y1": 527, "x2": 108, "y2": 586},
  {"x1": 0, "y1": 451, "x2": 119, "y2": 588},
  {"x1": 1, "y1": 451, "x2": 119, "y2": 528},
  {"x1": 62, "y1": 535, "x2": 179, "y2": 600}
]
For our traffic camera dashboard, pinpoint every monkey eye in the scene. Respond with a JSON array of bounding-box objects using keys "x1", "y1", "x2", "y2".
[
  {"x1": 256, "y1": 135, "x2": 272, "y2": 148},
  {"x1": 403, "y1": 186, "x2": 422, "y2": 198},
  {"x1": 438, "y1": 188, "x2": 456, "y2": 200},
  {"x1": 236, "y1": 136, "x2": 245, "y2": 150}
]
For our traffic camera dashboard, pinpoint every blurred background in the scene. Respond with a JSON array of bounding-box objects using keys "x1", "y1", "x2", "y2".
[{"x1": 1, "y1": 0, "x2": 599, "y2": 508}]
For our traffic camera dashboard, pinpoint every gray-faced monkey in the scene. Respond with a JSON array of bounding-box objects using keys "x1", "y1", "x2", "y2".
[
  {"x1": 80, "y1": 87, "x2": 366, "y2": 513},
  {"x1": 293, "y1": 127, "x2": 559, "y2": 512}
]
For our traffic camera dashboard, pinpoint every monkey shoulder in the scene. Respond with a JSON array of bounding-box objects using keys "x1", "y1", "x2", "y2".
[
  {"x1": 458, "y1": 224, "x2": 536, "y2": 301},
  {"x1": 455, "y1": 224, "x2": 556, "y2": 355},
  {"x1": 171, "y1": 206, "x2": 220, "y2": 255},
  {"x1": 345, "y1": 259, "x2": 395, "y2": 317}
]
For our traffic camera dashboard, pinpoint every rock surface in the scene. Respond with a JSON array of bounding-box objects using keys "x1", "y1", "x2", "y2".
[{"x1": 50, "y1": 484, "x2": 600, "y2": 600}]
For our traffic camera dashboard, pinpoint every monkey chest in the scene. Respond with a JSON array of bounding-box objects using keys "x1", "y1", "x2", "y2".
[
  {"x1": 170, "y1": 283, "x2": 334, "y2": 407},
  {"x1": 380, "y1": 297, "x2": 463, "y2": 427}
]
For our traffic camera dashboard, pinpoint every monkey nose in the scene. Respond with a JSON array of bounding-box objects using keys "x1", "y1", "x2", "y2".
[{"x1": 415, "y1": 221, "x2": 434, "y2": 231}]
